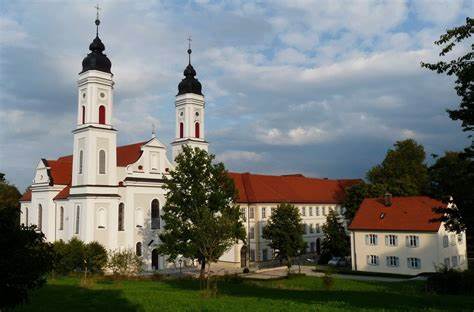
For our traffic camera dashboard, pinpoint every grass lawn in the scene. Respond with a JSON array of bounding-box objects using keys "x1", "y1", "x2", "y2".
[{"x1": 14, "y1": 275, "x2": 474, "y2": 312}]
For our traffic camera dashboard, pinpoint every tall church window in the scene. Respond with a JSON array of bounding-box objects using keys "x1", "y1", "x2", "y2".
[
  {"x1": 151, "y1": 199, "x2": 160, "y2": 229},
  {"x1": 59, "y1": 206, "x2": 64, "y2": 230},
  {"x1": 99, "y1": 105, "x2": 106, "y2": 124},
  {"x1": 79, "y1": 150, "x2": 84, "y2": 174},
  {"x1": 38, "y1": 204, "x2": 43, "y2": 232},
  {"x1": 195, "y1": 122, "x2": 200, "y2": 138},
  {"x1": 75, "y1": 205, "x2": 80, "y2": 234},
  {"x1": 25, "y1": 207, "x2": 29, "y2": 226},
  {"x1": 136, "y1": 242, "x2": 142, "y2": 256},
  {"x1": 99, "y1": 150, "x2": 106, "y2": 174},
  {"x1": 82, "y1": 105, "x2": 86, "y2": 124},
  {"x1": 179, "y1": 122, "x2": 184, "y2": 138},
  {"x1": 118, "y1": 203, "x2": 125, "y2": 231}
]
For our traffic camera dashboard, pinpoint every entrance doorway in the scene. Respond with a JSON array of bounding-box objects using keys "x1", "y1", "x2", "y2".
[
  {"x1": 240, "y1": 246, "x2": 247, "y2": 268},
  {"x1": 316, "y1": 238, "x2": 321, "y2": 255},
  {"x1": 152, "y1": 249, "x2": 159, "y2": 270}
]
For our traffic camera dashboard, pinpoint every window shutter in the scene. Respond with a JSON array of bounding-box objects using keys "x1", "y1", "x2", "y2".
[
  {"x1": 366, "y1": 255, "x2": 369, "y2": 264},
  {"x1": 365, "y1": 235, "x2": 369, "y2": 245},
  {"x1": 385, "y1": 236, "x2": 388, "y2": 246},
  {"x1": 406, "y1": 236, "x2": 409, "y2": 247}
]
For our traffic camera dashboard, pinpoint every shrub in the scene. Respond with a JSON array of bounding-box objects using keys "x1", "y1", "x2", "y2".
[
  {"x1": 427, "y1": 267, "x2": 474, "y2": 295},
  {"x1": 243, "y1": 267, "x2": 250, "y2": 274},
  {"x1": 52, "y1": 239, "x2": 107, "y2": 275},
  {"x1": 107, "y1": 249, "x2": 143, "y2": 275},
  {"x1": 85, "y1": 242, "x2": 108, "y2": 273}
]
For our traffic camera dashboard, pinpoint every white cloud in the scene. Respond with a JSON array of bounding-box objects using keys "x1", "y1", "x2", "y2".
[
  {"x1": 217, "y1": 150, "x2": 264, "y2": 163},
  {"x1": 257, "y1": 126, "x2": 333, "y2": 145},
  {"x1": 413, "y1": 0, "x2": 465, "y2": 24}
]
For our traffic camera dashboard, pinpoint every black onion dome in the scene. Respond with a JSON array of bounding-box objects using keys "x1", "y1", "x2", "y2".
[
  {"x1": 80, "y1": 18, "x2": 112, "y2": 74},
  {"x1": 177, "y1": 46, "x2": 203, "y2": 96}
]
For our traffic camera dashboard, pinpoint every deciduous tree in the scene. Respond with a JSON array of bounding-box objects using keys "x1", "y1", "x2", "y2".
[{"x1": 321, "y1": 210, "x2": 349, "y2": 259}]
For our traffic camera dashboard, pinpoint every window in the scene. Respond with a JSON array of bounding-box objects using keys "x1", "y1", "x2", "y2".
[
  {"x1": 179, "y1": 122, "x2": 184, "y2": 138},
  {"x1": 316, "y1": 207, "x2": 320, "y2": 216},
  {"x1": 151, "y1": 199, "x2": 160, "y2": 229},
  {"x1": 249, "y1": 207, "x2": 255, "y2": 219},
  {"x1": 443, "y1": 235, "x2": 449, "y2": 248},
  {"x1": 38, "y1": 204, "x2": 43, "y2": 232},
  {"x1": 240, "y1": 208, "x2": 246, "y2": 222},
  {"x1": 118, "y1": 203, "x2": 125, "y2": 231},
  {"x1": 136, "y1": 242, "x2": 142, "y2": 257},
  {"x1": 322, "y1": 207, "x2": 326, "y2": 216},
  {"x1": 97, "y1": 208, "x2": 106, "y2": 229},
  {"x1": 304, "y1": 223, "x2": 308, "y2": 234},
  {"x1": 79, "y1": 150, "x2": 84, "y2": 174},
  {"x1": 59, "y1": 206, "x2": 64, "y2": 230},
  {"x1": 249, "y1": 226, "x2": 255, "y2": 239},
  {"x1": 195, "y1": 122, "x2": 200, "y2": 138},
  {"x1": 135, "y1": 208, "x2": 143, "y2": 228},
  {"x1": 457, "y1": 234, "x2": 463, "y2": 244},
  {"x1": 316, "y1": 223, "x2": 320, "y2": 233},
  {"x1": 367, "y1": 255, "x2": 379, "y2": 266},
  {"x1": 75, "y1": 205, "x2": 80, "y2": 234},
  {"x1": 99, "y1": 150, "x2": 106, "y2": 174},
  {"x1": 301, "y1": 207, "x2": 306, "y2": 216},
  {"x1": 366, "y1": 234, "x2": 378, "y2": 246},
  {"x1": 99, "y1": 105, "x2": 106, "y2": 124},
  {"x1": 452, "y1": 256, "x2": 458, "y2": 267},
  {"x1": 444, "y1": 257, "x2": 450, "y2": 268},
  {"x1": 309, "y1": 207, "x2": 313, "y2": 216},
  {"x1": 262, "y1": 249, "x2": 268, "y2": 261},
  {"x1": 82, "y1": 105, "x2": 86, "y2": 124},
  {"x1": 309, "y1": 223, "x2": 314, "y2": 233},
  {"x1": 25, "y1": 207, "x2": 29, "y2": 226},
  {"x1": 385, "y1": 235, "x2": 398, "y2": 246},
  {"x1": 262, "y1": 207, "x2": 266, "y2": 219},
  {"x1": 406, "y1": 235, "x2": 419, "y2": 248},
  {"x1": 386, "y1": 256, "x2": 399, "y2": 267},
  {"x1": 250, "y1": 249, "x2": 256, "y2": 261},
  {"x1": 310, "y1": 242, "x2": 315, "y2": 252},
  {"x1": 407, "y1": 257, "x2": 421, "y2": 269}
]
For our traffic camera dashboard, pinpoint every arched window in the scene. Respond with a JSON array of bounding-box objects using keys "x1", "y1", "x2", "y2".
[
  {"x1": 59, "y1": 206, "x2": 64, "y2": 230},
  {"x1": 97, "y1": 208, "x2": 106, "y2": 229},
  {"x1": 99, "y1": 105, "x2": 106, "y2": 124},
  {"x1": 136, "y1": 242, "x2": 142, "y2": 257},
  {"x1": 99, "y1": 150, "x2": 106, "y2": 174},
  {"x1": 38, "y1": 204, "x2": 43, "y2": 231},
  {"x1": 75, "y1": 205, "x2": 80, "y2": 234},
  {"x1": 81, "y1": 105, "x2": 86, "y2": 124},
  {"x1": 79, "y1": 150, "x2": 84, "y2": 174},
  {"x1": 118, "y1": 203, "x2": 125, "y2": 231},
  {"x1": 179, "y1": 122, "x2": 184, "y2": 138},
  {"x1": 195, "y1": 122, "x2": 200, "y2": 138},
  {"x1": 25, "y1": 207, "x2": 29, "y2": 226},
  {"x1": 151, "y1": 199, "x2": 160, "y2": 229}
]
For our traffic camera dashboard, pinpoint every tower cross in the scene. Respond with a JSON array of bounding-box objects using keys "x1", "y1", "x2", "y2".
[
  {"x1": 187, "y1": 36, "x2": 192, "y2": 64},
  {"x1": 94, "y1": 4, "x2": 101, "y2": 36},
  {"x1": 95, "y1": 4, "x2": 101, "y2": 20}
]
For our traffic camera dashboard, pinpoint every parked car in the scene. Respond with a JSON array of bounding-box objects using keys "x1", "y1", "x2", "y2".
[{"x1": 327, "y1": 257, "x2": 347, "y2": 267}]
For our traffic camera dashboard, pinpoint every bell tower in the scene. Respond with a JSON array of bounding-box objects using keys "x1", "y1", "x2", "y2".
[
  {"x1": 71, "y1": 10, "x2": 117, "y2": 193},
  {"x1": 171, "y1": 39, "x2": 208, "y2": 161}
]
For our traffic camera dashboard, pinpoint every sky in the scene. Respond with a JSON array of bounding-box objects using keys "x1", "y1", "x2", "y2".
[{"x1": 0, "y1": 0, "x2": 472, "y2": 191}]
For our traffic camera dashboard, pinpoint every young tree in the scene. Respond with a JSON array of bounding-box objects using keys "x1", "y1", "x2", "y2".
[
  {"x1": 0, "y1": 173, "x2": 21, "y2": 225},
  {"x1": 343, "y1": 182, "x2": 384, "y2": 221},
  {"x1": 262, "y1": 203, "x2": 306, "y2": 271},
  {"x1": 367, "y1": 139, "x2": 428, "y2": 196},
  {"x1": 421, "y1": 17, "x2": 474, "y2": 158},
  {"x1": 158, "y1": 146, "x2": 245, "y2": 288},
  {"x1": 321, "y1": 210, "x2": 350, "y2": 260}
]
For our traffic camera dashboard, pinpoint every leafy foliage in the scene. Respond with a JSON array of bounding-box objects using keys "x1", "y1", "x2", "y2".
[
  {"x1": 107, "y1": 249, "x2": 143, "y2": 275},
  {"x1": 321, "y1": 210, "x2": 349, "y2": 259},
  {"x1": 262, "y1": 203, "x2": 306, "y2": 269},
  {"x1": 0, "y1": 204, "x2": 54, "y2": 309},
  {"x1": 367, "y1": 139, "x2": 428, "y2": 196},
  {"x1": 158, "y1": 146, "x2": 246, "y2": 279},
  {"x1": 343, "y1": 182, "x2": 384, "y2": 221},
  {"x1": 427, "y1": 266, "x2": 474, "y2": 295},
  {"x1": 0, "y1": 172, "x2": 21, "y2": 225}
]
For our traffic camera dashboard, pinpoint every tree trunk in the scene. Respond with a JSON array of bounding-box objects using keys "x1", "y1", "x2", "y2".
[
  {"x1": 200, "y1": 258, "x2": 206, "y2": 279},
  {"x1": 206, "y1": 262, "x2": 212, "y2": 292},
  {"x1": 287, "y1": 256, "x2": 292, "y2": 273}
]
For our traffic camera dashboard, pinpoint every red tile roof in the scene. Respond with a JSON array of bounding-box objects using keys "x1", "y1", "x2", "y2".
[
  {"x1": 53, "y1": 185, "x2": 70, "y2": 200},
  {"x1": 229, "y1": 172, "x2": 361, "y2": 204},
  {"x1": 348, "y1": 196, "x2": 445, "y2": 232},
  {"x1": 20, "y1": 189, "x2": 32, "y2": 202},
  {"x1": 45, "y1": 159, "x2": 73, "y2": 185}
]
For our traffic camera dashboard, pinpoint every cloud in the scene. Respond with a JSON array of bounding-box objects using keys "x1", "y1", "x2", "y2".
[{"x1": 217, "y1": 150, "x2": 264, "y2": 163}]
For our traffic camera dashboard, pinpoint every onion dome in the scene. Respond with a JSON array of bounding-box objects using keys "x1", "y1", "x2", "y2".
[
  {"x1": 80, "y1": 16, "x2": 112, "y2": 74},
  {"x1": 177, "y1": 45, "x2": 203, "y2": 96}
]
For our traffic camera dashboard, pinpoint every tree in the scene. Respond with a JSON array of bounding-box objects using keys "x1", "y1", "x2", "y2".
[
  {"x1": 107, "y1": 249, "x2": 143, "y2": 275},
  {"x1": 428, "y1": 152, "x2": 474, "y2": 234},
  {"x1": 321, "y1": 210, "x2": 350, "y2": 260},
  {"x1": 367, "y1": 139, "x2": 428, "y2": 196},
  {"x1": 421, "y1": 17, "x2": 474, "y2": 158},
  {"x1": 262, "y1": 203, "x2": 306, "y2": 271},
  {"x1": 158, "y1": 146, "x2": 245, "y2": 288},
  {"x1": 343, "y1": 182, "x2": 384, "y2": 221},
  {"x1": 0, "y1": 172, "x2": 21, "y2": 225},
  {"x1": 0, "y1": 204, "x2": 54, "y2": 309}
]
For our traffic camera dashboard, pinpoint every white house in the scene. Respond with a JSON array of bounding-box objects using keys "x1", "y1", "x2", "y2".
[
  {"x1": 349, "y1": 195, "x2": 468, "y2": 275},
  {"x1": 19, "y1": 15, "x2": 359, "y2": 271}
]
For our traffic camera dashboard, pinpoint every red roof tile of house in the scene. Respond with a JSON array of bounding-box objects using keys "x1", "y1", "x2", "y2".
[
  {"x1": 20, "y1": 189, "x2": 32, "y2": 202},
  {"x1": 348, "y1": 196, "x2": 445, "y2": 232},
  {"x1": 228, "y1": 172, "x2": 361, "y2": 204},
  {"x1": 53, "y1": 185, "x2": 70, "y2": 200}
]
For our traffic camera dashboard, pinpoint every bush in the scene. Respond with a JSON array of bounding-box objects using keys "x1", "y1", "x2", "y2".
[
  {"x1": 85, "y1": 242, "x2": 108, "y2": 273},
  {"x1": 52, "y1": 238, "x2": 107, "y2": 275},
  {"x1": 427, "y1": 267, "x2": 474, "y2": 294},
  {"x1": 107, "y1": 249, "x2": 143, "y2": 275},
  {"x1": 243, "y1": 267, "x2": 250, "y2": 274}
]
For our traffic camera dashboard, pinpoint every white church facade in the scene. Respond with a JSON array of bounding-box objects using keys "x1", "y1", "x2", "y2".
[{"x1": 19, "y1": 16, "x2": 360, "y2": 271}]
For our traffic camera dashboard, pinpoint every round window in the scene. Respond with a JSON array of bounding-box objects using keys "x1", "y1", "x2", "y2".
[
  {"x1": 82, "y1": 92, "x2": 86, "y2": 99},
  {"x1": 100, "y1": 92, "x2": 106, "y2": 98},
  {"x1": 180, "y1": 112, "x2": 184, "y2": 116},
  {"x1": 195, "y1": 112, "x2": 199, "y2": 116}
]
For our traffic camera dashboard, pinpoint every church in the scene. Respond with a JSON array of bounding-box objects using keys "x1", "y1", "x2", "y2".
[{"x1": 19, "y1": 15, "x2": 359, "y2": 271}]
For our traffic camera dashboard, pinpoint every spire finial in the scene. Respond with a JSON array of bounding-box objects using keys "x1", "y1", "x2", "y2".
[
  {"x1": 152, "y1": 123, "x2": 156, "y2": 138},
  {"x1": 94, "y1": 4, "x2": 101, "y2": 37},
  {"x1": 187, "y1": 36, "x2": 192, "y2": 65}
]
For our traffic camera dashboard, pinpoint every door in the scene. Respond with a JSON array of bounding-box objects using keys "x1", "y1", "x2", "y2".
[
  {"x1": 240, "y1": 246, "x2": 247, "y2": 268},
  {"x1": 152, "y1": 249, "x2": 159, "y2": 270},
  {"x1": 316, "y1": 238, "x2": 321, "y2": 255}
]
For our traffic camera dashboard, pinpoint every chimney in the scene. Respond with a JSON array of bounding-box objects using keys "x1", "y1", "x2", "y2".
[{"x1": 384, "y1": 192, "x2": 392, "y2": 207}]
